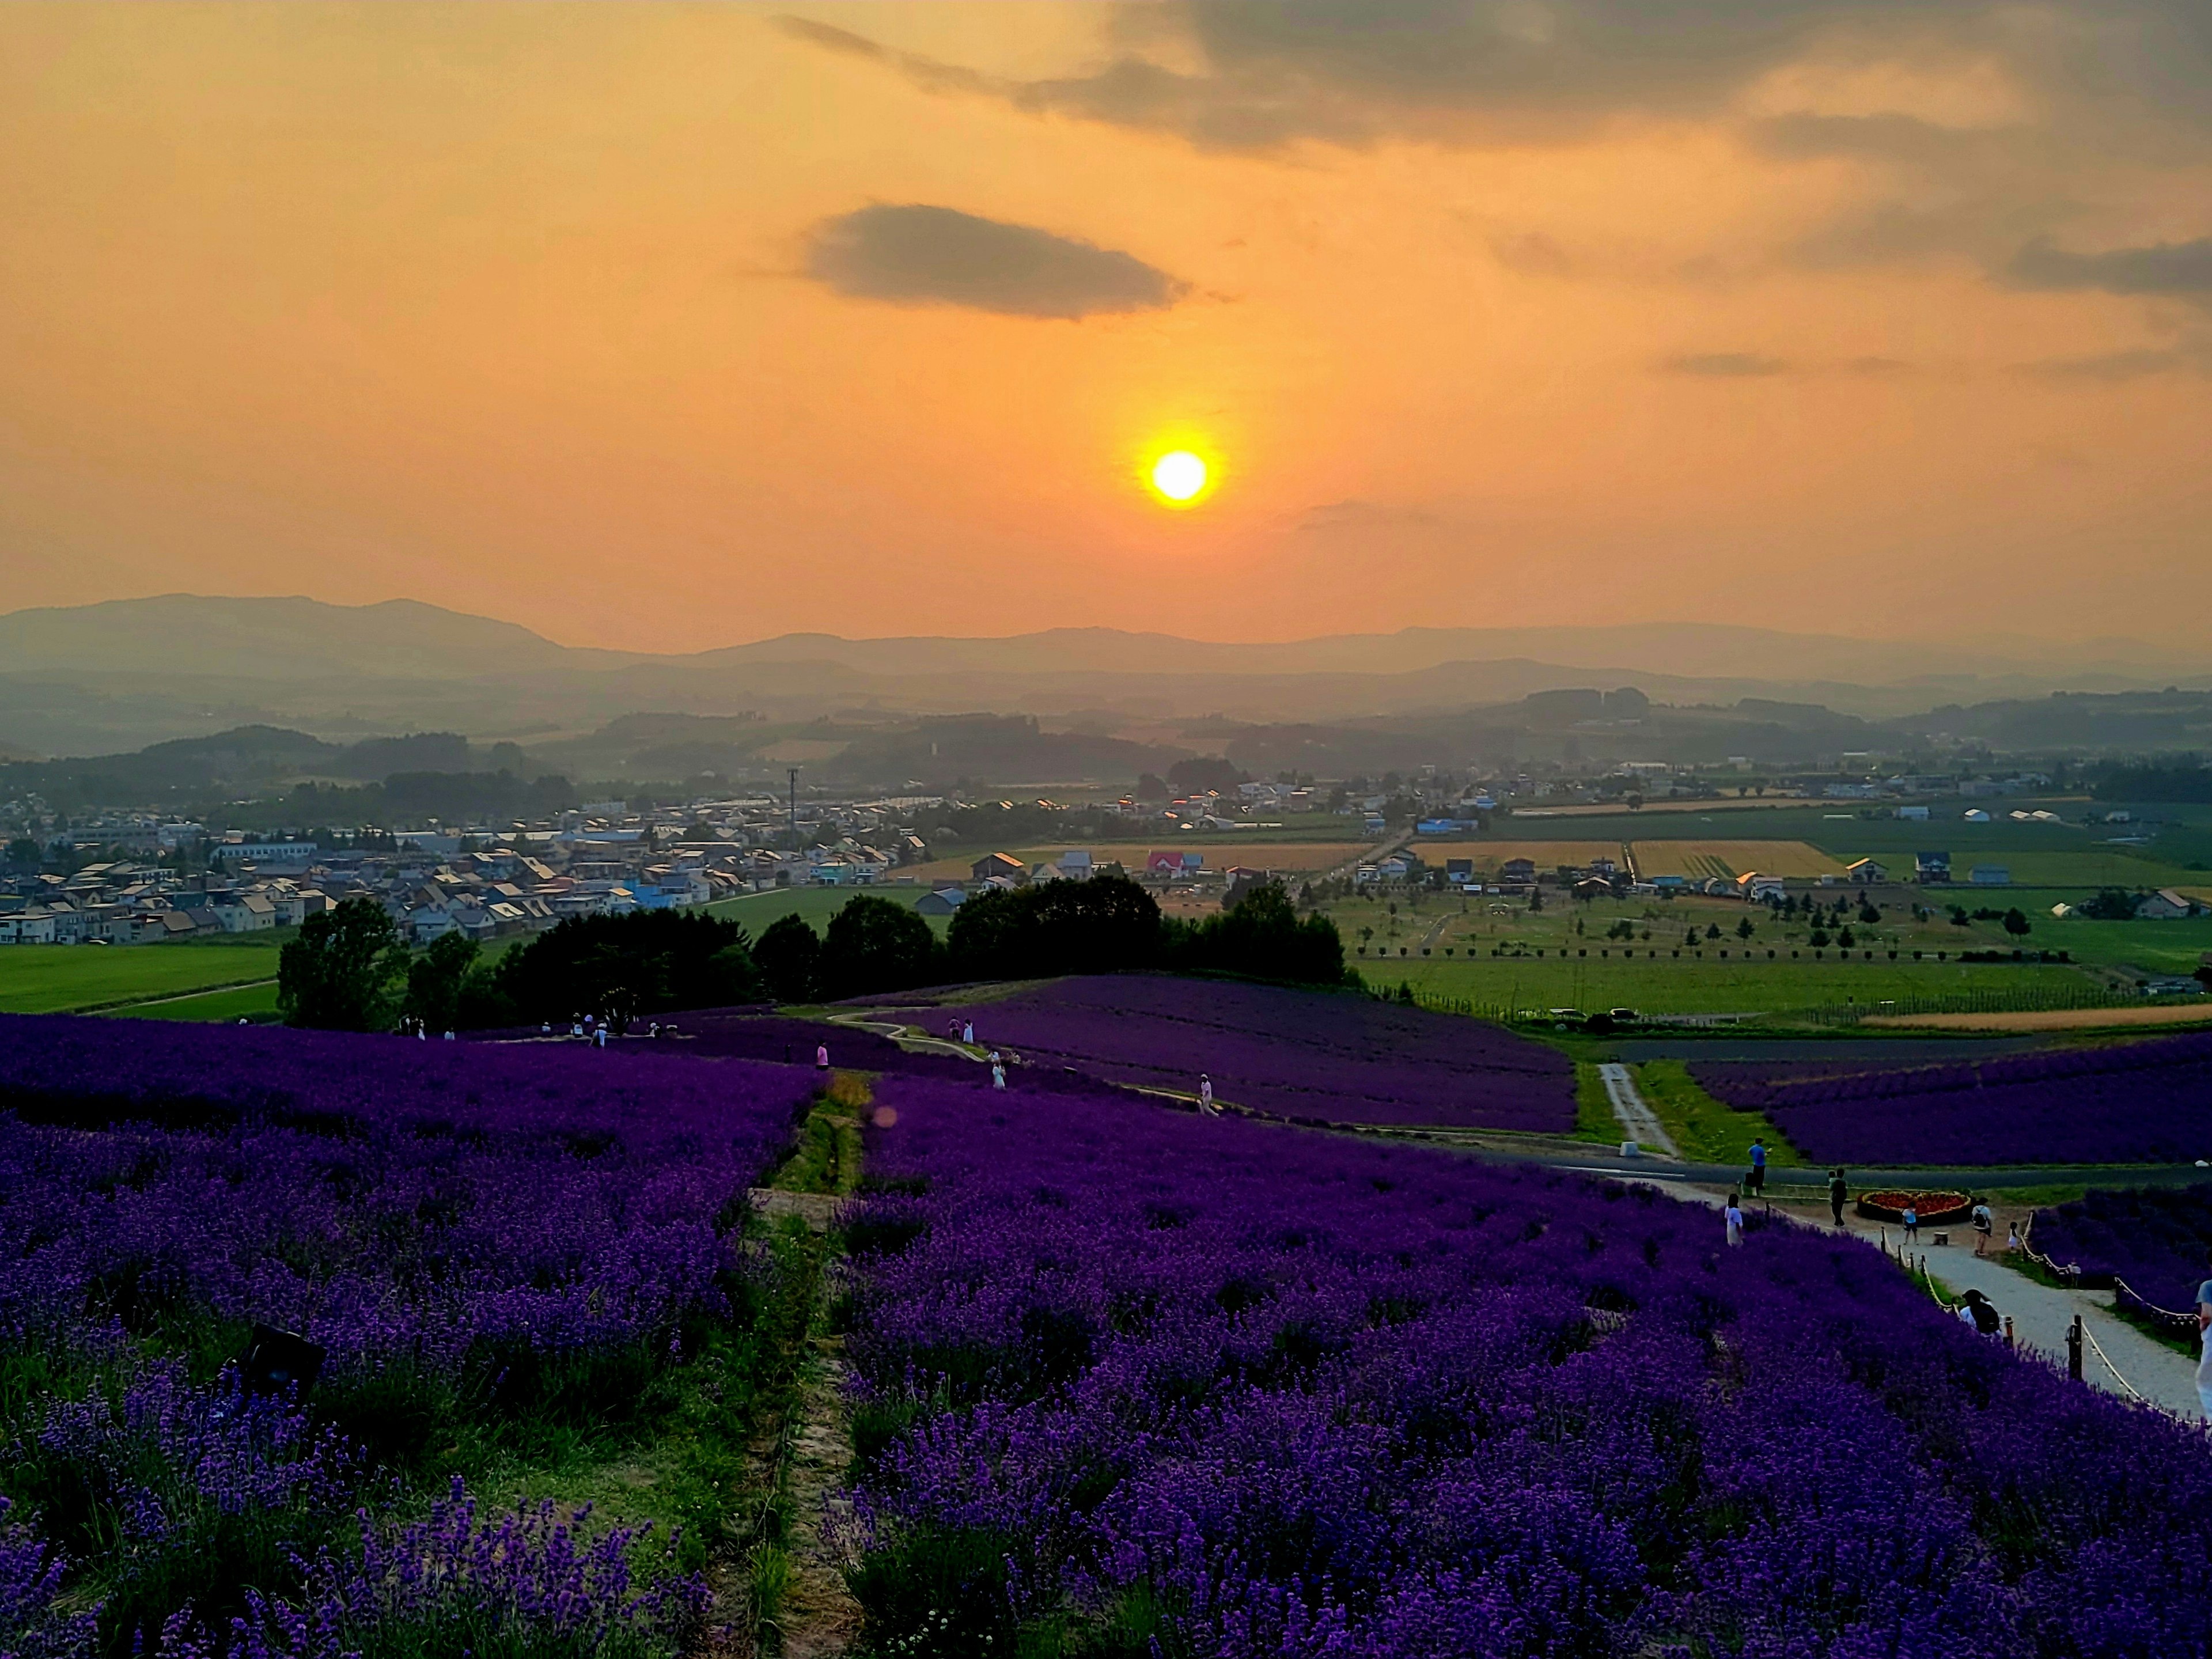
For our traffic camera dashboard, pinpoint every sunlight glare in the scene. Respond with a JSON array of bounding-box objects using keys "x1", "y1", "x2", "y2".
[{"x1": 1150, "y1": 450, "x2": 1209, "y2": 503}]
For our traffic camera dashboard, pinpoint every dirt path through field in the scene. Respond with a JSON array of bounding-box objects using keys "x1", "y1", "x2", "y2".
[{"x1": 1597, "y1": 1062, "x2": 1678, "y2": 1158}]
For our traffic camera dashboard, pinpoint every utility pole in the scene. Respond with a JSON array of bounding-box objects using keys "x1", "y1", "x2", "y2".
[{"x1": 787, "y1": 768, "x2": 800, "y2": 842}]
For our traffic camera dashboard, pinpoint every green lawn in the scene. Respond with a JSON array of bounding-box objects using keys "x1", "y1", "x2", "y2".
[
  {"x1": 2029, "y1": 913, "x2": 2212, "y2": 974},
  {"x1": 704, "y1": 886, "x2": 953, "y2": 938},
  {"x1": 0, "y1": 936, "x2": 289, "y2": 1014},
  {"x1": 111, "y1": 980, "x2": 284, "y2": 1022},
  {"x1": 1635, "y1": 1059, "x2": 1802, "y2": 1167}
]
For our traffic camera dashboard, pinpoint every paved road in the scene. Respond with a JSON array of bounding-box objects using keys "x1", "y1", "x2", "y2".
[{"x1": 1597, "y1": 1062, "x2": 1678, "y2": 1158}]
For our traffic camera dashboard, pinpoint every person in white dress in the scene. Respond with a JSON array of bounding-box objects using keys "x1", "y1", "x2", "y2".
[
  {"x1": 1199, "y1": 1075, "x2": 1216, "y2": 1116},
  {"x1": 1725, "y1": 1194, "x2": 1745, "y2": 1247}
]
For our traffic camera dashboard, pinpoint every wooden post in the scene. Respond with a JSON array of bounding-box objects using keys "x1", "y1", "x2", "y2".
[
  {"x1": 2003, "y1": 1316, "x2": 2014, "y2": 1350},
  {"x1": 2067, "y1": 1314, "x2": 2084, "y2": 1382}
]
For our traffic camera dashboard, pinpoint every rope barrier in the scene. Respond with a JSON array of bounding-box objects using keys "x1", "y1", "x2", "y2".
[{"x1": 2078, "y1": 1320, "x2": 2153, "y2": 1408}]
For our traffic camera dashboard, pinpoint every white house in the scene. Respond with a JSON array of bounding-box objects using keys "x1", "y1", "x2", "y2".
[{"x1": 2137, "y1": 889, "x2": 2200, "y2": 920}]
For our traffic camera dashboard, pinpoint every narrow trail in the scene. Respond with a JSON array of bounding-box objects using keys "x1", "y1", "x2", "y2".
[
  {"x1": 738, "y1": 1190, "x2": 862, "y2": 1659},
  {"x1": 1597, "y1": 1062, "x2": 1678, "y2": 1158}
]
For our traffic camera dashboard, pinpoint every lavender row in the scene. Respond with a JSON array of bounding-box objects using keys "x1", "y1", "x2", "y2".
[
  {"x1": 0, "y1": 1015, "x2": 810, "y2": 1654},
  {"x1": 911, "y1": 974, "x2": 1576, "y2": 1130},
  {"x1": 837, "y1": 1077, "x2": 2212, "y2": 1658},
  {"x1": 2031, "y1": 1187, "x2": 2212, "y2": 1311},
  {"x1": 0, "y1": 1016, "x2": 812, "y2": 1381},
  {"x1": 1693, "y1": 1033, "x2": 2212, "y2": 1165}
]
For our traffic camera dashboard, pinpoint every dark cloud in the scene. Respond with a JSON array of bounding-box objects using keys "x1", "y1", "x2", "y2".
[
  {"x1": 781, "y1": 2, "x2": 2212, "y2": 153},
  {"x1": 2006, "y1": 236, "x2": 2212, "y2": 297},
  {"x1": 805, "y1": 204, "x2": 1185, "y2": 319},
  {"x1": 1662, "y1": 352, "x2": 1789, "y2": 376}
]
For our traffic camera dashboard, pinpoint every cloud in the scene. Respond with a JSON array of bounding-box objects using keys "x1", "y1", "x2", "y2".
[
  {"x1": 1662, "y1": 352, "x2": 1790, "y2": 376},
  {"x1": 804, "y1": 204, "x2": 1185, "y2": 319},
  {"x1": 779, "y1": 2, "x2": 2212, "y2": 154},
  {"x1": 2005, "y1": 236, "x2": 2212, "y2": 297},
  {"x1": 2014, "y1": 342, "x2": 2212, "y2": 380}
]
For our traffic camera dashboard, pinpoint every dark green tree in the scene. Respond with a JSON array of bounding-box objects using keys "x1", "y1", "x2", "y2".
[
  {"x1": 279, "y1": 897, "x2": 404, "y2": 1031},
  {"x1": 819, "y1": 895, "x2": 942, "y2": 1000},
  {"x1": 1166, "y1": 882, "x2": 1349, "y2": 987},
  {"x1": 2003, "y1": 907, "x2": 2032, "y2": 937},
  {"x1": 1736, "y1": 916, "x2": 1755, "y2": 940},
  {"x1": 755, "y1": 912, "x2": 825, "y2": 1002},
  {"x1": 3, "y1": 836, "x2": 41, "y2": 872},
  {"x1": 402, "y1": 931, "x2": 479, "y2": 1033},
  {"x1": 946, "y1": 874, "x2": 1163, "y2": 981},
  {"x1": 491, "y1": 910, "x2": 760, "y2": 1024}
]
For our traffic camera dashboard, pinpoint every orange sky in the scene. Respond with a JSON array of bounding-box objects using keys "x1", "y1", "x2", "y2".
[{"x1": 1, "y1": 2, "x2": 2207, "y2": 651}]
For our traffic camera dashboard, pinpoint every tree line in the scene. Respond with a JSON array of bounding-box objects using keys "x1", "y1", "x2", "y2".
[{"x1": 276, "y1": 875, "x2": 1351, "y2": 1031}]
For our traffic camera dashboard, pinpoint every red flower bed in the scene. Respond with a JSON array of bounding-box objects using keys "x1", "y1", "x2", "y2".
[{"x1": 1856, "y1": 1188, "x2": 1971, "y2": 1225}]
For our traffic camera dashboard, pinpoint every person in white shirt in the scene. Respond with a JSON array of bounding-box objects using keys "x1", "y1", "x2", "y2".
[
  {"x1": 2196, "y1": 1250, "x2": 2212, "y2": 1422},
  {"x1": 1199, "y1": 1075, "x2": 1215, "y2": 1116},
  {"x1": 1725, "y1": 1194, "x2": 1745, "y2": 1247}
]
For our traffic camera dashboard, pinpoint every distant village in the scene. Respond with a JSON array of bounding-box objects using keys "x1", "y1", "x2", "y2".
[{"x1": 0, "y1": 761, "x2": 2188, "y2": 946}]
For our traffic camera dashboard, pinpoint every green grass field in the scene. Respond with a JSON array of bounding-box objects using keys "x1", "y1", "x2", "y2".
[
  {"x1": 112, "y1": 980, "x2": 284, "y2": 1022},
  {"x1": 0, "y1": 937, "x2": 289, "y2": 1015}
]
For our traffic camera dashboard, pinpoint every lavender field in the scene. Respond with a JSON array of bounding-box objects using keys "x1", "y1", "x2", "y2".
[
  {"x1": 0, "y1": 1014, "x2": 813, "y2": 1657},
  {"x1": 2032, "y1": 1187, "x2": 2212, "y2": 1312},
  {"x1": 1692, "y1": 1031, "x2": 2212, "y2": 1165},
  {"x1": 923, "y1": 974, "x2": 1577, "y2": 1130},
  {"x1": 838, "y1": 1075, "x2": 2212, "y2": 1658}
]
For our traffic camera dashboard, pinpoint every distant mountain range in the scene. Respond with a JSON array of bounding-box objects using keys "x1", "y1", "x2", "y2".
[{"x1": 1, "y1": 593, "x2": 2207, "y2": 765}]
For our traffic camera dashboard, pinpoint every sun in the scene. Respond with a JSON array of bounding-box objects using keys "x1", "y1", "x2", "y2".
[{"x1": 1149, "y1": 449, "x2": 1209, "y2": 505}]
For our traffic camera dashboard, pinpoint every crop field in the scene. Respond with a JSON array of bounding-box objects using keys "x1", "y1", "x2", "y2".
[
  {"x1": 1370, "y1": 953, "x2": 2103, "y2": 1020},
  {"x1": 1326, "y1": 887, "x2": 2119, "y2": 1020},
  {"x1": 0, "y1": 935, "x2": 286, "y2": 1015},
  {"x1": 834, "y1": 1075, "x2": 2212, "y2": 1656},
  {"x1": 1406, "y1": 838, "x2": 1625, "y2": 869},
  {"x1": 1692, "y1": 1030, "x2": 2212, "y2": 1165},
  {"x1": 927, "y1": 972, "x2": 1575, "y2": 1129},
  {"x1": 1864, "y1": 1003, "x2": 2212, "y2": 1032},
  {"x1": 1628, "y1": 839, "x2": 1847, "y2": 879},
  {"x1": 0, "y1": 1013, "x2": 828, "y2": 1658}
]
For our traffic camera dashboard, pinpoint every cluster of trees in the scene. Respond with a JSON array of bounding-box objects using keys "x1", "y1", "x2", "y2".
[
  {"x1": 277, "y1": 902, "x2": 767, "y2": 1032},
  {"x1": 2088, "y1": 762, "x2": 2212, "y2": 804},
  {"x1": 279, "y1": 878, "x2": 1351, "y2": 1034}
]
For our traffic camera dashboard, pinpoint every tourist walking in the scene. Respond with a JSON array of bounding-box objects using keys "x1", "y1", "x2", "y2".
[
  {"x1": 1828, "y1": 1169, "x2": 1849, "y2": 1228},
  {"x1": 963, "y1": 1020, "x2": 975, "y2": 1046},
  {"x1": 1199, "y1": 1075, "x2": 1215, "y2": 1116},
  {"x1": 2007, "y1": 1220, "x2": 2022, "y2": 1252},
  {"x1": 1725, "y1": 1192, "x2": 1745, "y2": 1248},
  {"x1": 815, "y1": 1043, "x2": 829, "y2": 1072},
  {"x1": 991, "y1": 1054, "x2": 1007, "y2": 1090},
  {"x1": 1903, "y1": 1203, "x2": 1919, "y2": 1245},
  {"x1": 1971, "y1": 1198, "x2": 1994, "y2": 1256},
  {"x1": 1747, "y1": 1138, "x2": 1767, "y2": 1196},
  {"x1": 2196, "y1": 1250, "x2": 2212, "y2": 1422}
]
